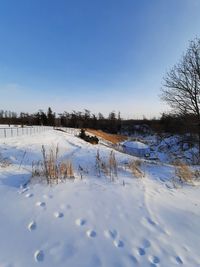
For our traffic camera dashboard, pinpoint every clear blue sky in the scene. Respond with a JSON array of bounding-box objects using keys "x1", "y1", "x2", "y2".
[{"x1": 0, "y1": 0, "x2": 200, "y2": 118}]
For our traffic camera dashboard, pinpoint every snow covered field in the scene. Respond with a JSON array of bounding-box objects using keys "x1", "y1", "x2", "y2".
[{"x1": 0, "y1": 129, "x2": 200, "y2": 267}]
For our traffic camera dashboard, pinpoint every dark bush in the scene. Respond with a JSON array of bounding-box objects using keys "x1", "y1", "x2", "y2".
[{"x1": 79, "y1": 129, "x2": 99, "y2": 144}]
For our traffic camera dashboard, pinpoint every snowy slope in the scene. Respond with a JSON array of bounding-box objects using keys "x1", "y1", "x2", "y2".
[{"x1": 0, "y1": 130, "x2": 200, "y2": 267}]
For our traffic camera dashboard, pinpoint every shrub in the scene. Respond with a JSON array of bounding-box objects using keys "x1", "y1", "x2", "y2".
[{"x1": 79, "y1": 129, "x2": 99, "y2": 144}]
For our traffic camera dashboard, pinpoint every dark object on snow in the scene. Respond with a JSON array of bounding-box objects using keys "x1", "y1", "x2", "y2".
[{"x1": 79, "y1": 129, "x2": 99, "y2": 144}]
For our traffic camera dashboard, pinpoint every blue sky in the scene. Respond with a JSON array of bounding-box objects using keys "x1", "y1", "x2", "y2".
[{"x1": 0, "y1": 0, "x2": 200, "y2": 118}]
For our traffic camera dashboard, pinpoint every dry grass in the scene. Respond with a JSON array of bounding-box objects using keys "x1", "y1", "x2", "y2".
[
  {"x1": 175, "y1": 162, "x2": 193, "y2": 183},
  {"x1": 171, "y1": 159, "x2": 184, "y2": 166},
  {"x1": 108, "y1": 151, "x2": 118, "y2": 181},
  {"x1": 171, "y1": 160, "x2": 194, "y2": 183},
  {"x1": 128, "y1": 159, "x2": 144, "y2": 178},
  {"x1": 95, "y1": 150, "x2": 117, "y2": 181},
  {"x1": 0, "y1": 158, "x2": 12, "y2": 168},
  {"x1": 95, "y1": 149, "x2": 101, "y2": 177},
  {"x1": 0, "y1": 152, "x2": 12, "y2": 168},
  {"x1": 86, "y1": 129, "x2": 127, "y2": 144},
  {"x1": 95, "y1": 149, "x2": 109, "y2": 177},
  {"x1": 32, "y1": 145, "x2": 74, "y2": 184}
]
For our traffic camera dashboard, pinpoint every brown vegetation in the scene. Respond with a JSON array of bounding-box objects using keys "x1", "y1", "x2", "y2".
[
  {"x1": 175, "y1": 162, "x2": 193, "y2": 183},
  {"x1": 95, "y1": 150, "x2": 118, "y2": 181},
  {"x1": 86, "y1": 129, "x2": 127, "y2": 144},
  {"x1": 32, "y1": 145, "x2": 74, "y2": 184},
  {"x1": 128, "y1": 159, "x2": 144, "y2": 178}
]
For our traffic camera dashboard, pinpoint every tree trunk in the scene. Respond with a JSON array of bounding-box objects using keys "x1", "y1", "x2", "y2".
[{"x1": 198, "y1": 123, "x2": 200, "y2": 162}]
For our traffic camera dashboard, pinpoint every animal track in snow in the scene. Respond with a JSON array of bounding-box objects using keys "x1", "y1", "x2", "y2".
[
  {"x1": 137, "y1": 247, "x2": 146, "y2": 256},
  {"x1": 104, "y1": 229, "x2": 118, "y2": 240},
  {"x1": 175, "y1": 256, "x2": 183, "y2": 264},
  {"x1": 113, "y1": 240, "x2": 124, "y2": 248},
  {"x1": 146, "y1": 217, "x2": 157, "y2": 226},
  {"x1": 36, "y1": 201, "x2": 46, "y2": 207},
  {"x1": 25, "y1": 193, "x2": 33, "y2": 198},
  {"x1": 75, "y1": 218, "x2": 86, "y2": 226},
  {"x1": 149, "y1": 255, "x2": 160, "y2": 264},
  {"x1": 43, "y1": 194, "x2": 53, "y2": 199},
  {"x1": 142, "y1": 239, "x2": 151, "y2": 248},
  {"x1": 86, "y1": 230, "x2": 97, "y2": 238},
  {"x1": 34, "y1": 250, "x2": 44, "y2": 262},
  {"x1": 128, "y1": 254, "x2": 138, "y2": 264},
  {"x1": 54, "y1": 212, "x2": 64, "y2": 218},
  {"x1": 19, "y1": 187, "x2": 29, "y2": 194},
  {"x1": 28, "y1": 221, "x2": 37, "y2": 231}
]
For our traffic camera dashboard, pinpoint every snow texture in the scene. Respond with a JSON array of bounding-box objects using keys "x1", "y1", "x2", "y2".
[{"x1": 0, "y1": 129, "x2": 199, "y2": 266}]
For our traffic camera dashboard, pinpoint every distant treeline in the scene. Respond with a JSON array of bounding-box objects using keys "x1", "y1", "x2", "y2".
[
  {"x1": 0, "y1": 108, "x2": 121, "y2": 134},
  {"x1": 0, "y1": 108, "x2": 198, "y2": 136}
]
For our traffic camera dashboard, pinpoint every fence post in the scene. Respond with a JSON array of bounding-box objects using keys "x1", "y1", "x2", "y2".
[{"x1": 4, "y1": 128, "x2": 6, "y2": 138}]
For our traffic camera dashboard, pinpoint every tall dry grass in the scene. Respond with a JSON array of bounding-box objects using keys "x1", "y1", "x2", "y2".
[
  {"x1": 128, "y1": 159, "x2": 144, "y2": 178},
  {"x1": 95, "y1": 150, "x2": 118, "y2": 181},
  {"x1": 32, "y1": 145, "x2": 74, "y2": 184},
  {"x1": 108, "y1": 151, "x2": 118, "y2": 181},
  {"x1": 175, "y1": 162, "x2": 193, "y2": 183}
]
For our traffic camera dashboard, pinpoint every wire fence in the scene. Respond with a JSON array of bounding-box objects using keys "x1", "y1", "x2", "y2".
[
  {"x1": 54, "y1": 127, "x2": 80, "y2": 136},
  {"x1": 0, "y1": 126, "x2": 53, "y2": 139}
]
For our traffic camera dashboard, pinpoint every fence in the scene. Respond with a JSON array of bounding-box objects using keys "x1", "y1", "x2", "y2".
[
  {"x1": 0, "y1": 126, "x2": 53, "y2": 139},
  {"x1": 54, "y1": 127, "x2": 80, "y2": 136}
]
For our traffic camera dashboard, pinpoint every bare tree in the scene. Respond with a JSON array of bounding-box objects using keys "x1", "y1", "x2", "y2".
[{"x1": 161, "y1": 38, "x2": 200, "y2": 157}]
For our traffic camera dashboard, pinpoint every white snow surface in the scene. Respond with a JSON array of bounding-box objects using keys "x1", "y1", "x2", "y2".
[
  {"x1": 122, "y1": 140, "x2": 149, "y2": 150},
  {"x1": 0, "y1": 130, "x2": 200, "y2": 266}
]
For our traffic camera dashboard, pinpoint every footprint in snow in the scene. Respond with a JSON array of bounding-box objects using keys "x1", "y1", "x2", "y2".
[
  {"x1": 146, "y1": 217, "x2": 157, "y2": 226},
  {"x1": 142, "y1": 239, "x2": 151, "y2": 248},
  {"x1": 113, "y1": 240, "x2": 124, "y2": 248},
  {"x1": 28, "y1": 221, "x2": 37, "y2": 231},
  {"x1": 175, "y1": 256, "x2": 183, "y2": 264},
  {"x1": 36, "y1": 201, "x2": 46, "y2": 207},
  {"x1": 138, "y1": 247, "x2": 146, "y2": 256},
  {"x1": 75, "y1": 218, "x2": 86, "y2": 226},
  {"x1": 86, "y1": 230, "x2": 97, "y2": 238},
  {"x1": 128, "y1": 254, "x2": 138, "y2": 264},
  {"x1": 54, "y1": 212, "x2": 64, "y2": 218},
  {"x1": 34, "y1": 250, "x2": 44, "y2": 262},
  {"x1": 104, "y1": 229, "x2": 118, "y2": 239},
  {"x1": 25, "y1": 193, "x2": 33, "y2": 198},
  {"x1": 19, "y1": 187, "x2": 29, "y2": 194},
  {"x1": 149, "y1": 255, "x2": 160, "y2": 264},
  {"x1": 43, "y1": 194, "x2": 53, "y2": 199}
]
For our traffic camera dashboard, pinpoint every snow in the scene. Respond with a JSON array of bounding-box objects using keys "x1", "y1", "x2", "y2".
[
  {"x1": 122, "y1": 140, "x2": 149, "y2": 150},
  {"x1": 0, "y1": 129, "x2": 200, "y2": 266}
]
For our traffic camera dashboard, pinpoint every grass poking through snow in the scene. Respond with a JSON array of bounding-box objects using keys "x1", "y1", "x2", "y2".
[{"x1": 32, "y1": 145, "x2": 74, "y2": 184}]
